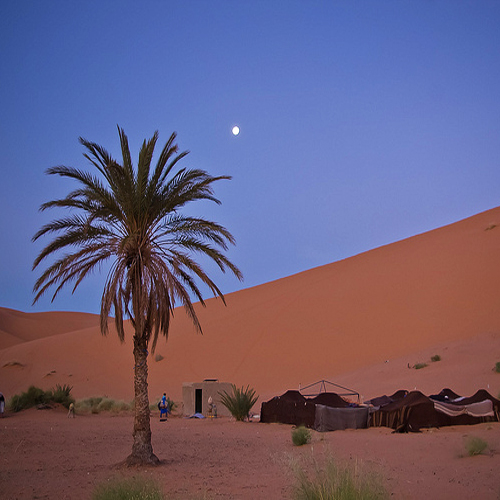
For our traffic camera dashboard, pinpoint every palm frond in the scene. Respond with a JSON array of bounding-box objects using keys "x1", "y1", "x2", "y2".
[{"x1": 33, "y1": 127, "x2": 242, "y2": 350}]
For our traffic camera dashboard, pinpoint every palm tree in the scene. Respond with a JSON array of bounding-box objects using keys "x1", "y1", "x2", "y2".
[{"x1": 32, "y1": 126, "x2": 242, "y2": 465}]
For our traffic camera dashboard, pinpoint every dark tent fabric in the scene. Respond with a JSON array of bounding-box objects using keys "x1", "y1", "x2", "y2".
[
  {"x1": 310, "y1": 392, "x2": 351, "y2": 408},
  {"x1": 314, "y1": 404, "x2": 370, "y2": 432},
  {"x1": 365, "y1": 390, "x2": 408, "y2": 408},
  {"x1": 370, "y1": 389, "x2": 500, "y2": 432},
  {"x1": 429, "y1": 388, "x2": 461, "y2": 402},
  {"x1": 260, "y1": 391, "x2": 354, "y2": 429},
  {"x1": 370, "y1": 391, "x2": 437, "y2": 432},
  {"x1": 260, "y1": 390, "x2": 316, "y2": 427}
]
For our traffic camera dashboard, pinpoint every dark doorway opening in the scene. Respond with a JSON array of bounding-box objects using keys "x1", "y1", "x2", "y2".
[{"x1": 195, "y1": 389, "x2": 203, "y2": 414}]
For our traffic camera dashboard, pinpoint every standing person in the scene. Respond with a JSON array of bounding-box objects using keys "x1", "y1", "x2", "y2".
[
  {"x1": 159, "y1": 393, "x2": 168, "y2": 421},
  {"x1": 67, "y1": 402, "x2": 75, "y2": 418},
  {"x1": 207, "y1": 396, "x2": 214, "y2": 418},
  {"x1": 0, "y1": 392, "x2": 4, "y2": 418}
]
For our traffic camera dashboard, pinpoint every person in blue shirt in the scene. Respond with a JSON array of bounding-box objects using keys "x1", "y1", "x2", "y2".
[{"x1": 159, "y1": 393, "x2": 169, "y2": 421}]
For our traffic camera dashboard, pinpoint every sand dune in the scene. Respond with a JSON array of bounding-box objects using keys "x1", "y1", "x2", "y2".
[{"x1": 1, "y1": 207, "x2": 500, "y2": 405}]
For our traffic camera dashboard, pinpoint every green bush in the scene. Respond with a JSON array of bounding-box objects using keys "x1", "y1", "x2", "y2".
[
  {"x1": 292, "y1": 456, "x2": 387, "y2": 500},
  {"x1": 494, "y1": 362, "x2": 500, "y2": 374},
  {"x1": 49, "y1": 384, "x2": 75, "y2": 408},
  {"x1": 292, "y1": 426, "x2": 311, "y2": 446},
  {"x1": 219, "y1": 384, "x2": 258, "y2": 421},
  {"x1": 465, "y1": 436, "x2": 488, "y2": 456},
  {"x1": 414, "y1": 363, "x2": 428, "y2": 370},
  {"x1": 92, "y1": 476, "x2": 164, "y2": 500},
  {"x1": 8, "y1": 384, "x2": 74, "y2": 412},
  {"x1": 430, "y1": 354, "x2": 441, "y2": 362}
]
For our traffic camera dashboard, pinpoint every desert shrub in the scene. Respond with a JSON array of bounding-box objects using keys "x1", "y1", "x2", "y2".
[
  {"x1": 9, "y1": 386, "x2": 48, "y2": 411},
  {"x1": 291, "y1": 456, "x2": 387, "y2": 500},
  {"x1": 8, "y1": 384, "x2": 75, "y2": 412},
  {"x1": 292, "y1": 426, "x2": 311, "y2": 446},
  {"x1": 430, "y1": 354, "x2": 441, "y2": 362},
  {"x1": 494, "y1": 362, "x2": 500, "y2": 374},
  {"x1": 97, "y1": 398, "x2": 117, "y2": 412},
  {"x1": 76, "y1": 397, "x2": 103, "y2": 414},
  {"x1": 154, "y1": 353, "x2": 164, "y2": 362},
  {"x1": 76, "y1": 397, "x2": 132, "y2": 414},
  {"x1": 92, "y1": 476, "x2": 164, "y2": 500},
  {"x1": 111, "y1": 400, "x2": 132, "y2": 412},
  {"x1": 465, "y1": 436, "x2": 488, "y2": 456},
  {"x1": 49, "y1": 384, "x2": 75, "y2": 408},
  {"x1": 414, "y1": 363, "x2": 428, "y2": 370},
  {"x1": 219, "y1": 384, "x2": 258, "y2": 421}
]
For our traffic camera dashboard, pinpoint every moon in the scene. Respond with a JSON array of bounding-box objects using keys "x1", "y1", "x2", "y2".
[{"x1": 232, "y1": 126, "x2": 240, "y2": 136}]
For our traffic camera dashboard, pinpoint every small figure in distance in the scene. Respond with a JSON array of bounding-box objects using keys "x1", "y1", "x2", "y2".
[
  {"x1": 67, "y1": 402, "x2": 75, "y2": 418},
  {"x1": 0, "y1": 392, "x2": 5, "y2": 418},
  {"x1": 159, "y1": 393, "x2": 169, "y2": 421}
]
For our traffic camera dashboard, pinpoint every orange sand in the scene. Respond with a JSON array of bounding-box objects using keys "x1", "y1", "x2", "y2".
[{"x1": 1, "y1": 206, "x2": 499, "y2": 404}]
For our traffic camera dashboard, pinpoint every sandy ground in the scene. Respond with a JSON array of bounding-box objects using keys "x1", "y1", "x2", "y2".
[{"x1": 1, "y1": 407, "x2": 499, "y2": 500}]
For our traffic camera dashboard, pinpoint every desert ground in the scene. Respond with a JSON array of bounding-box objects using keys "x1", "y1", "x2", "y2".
[
  {"x1": 1, "y1": 207, "x2": 500, "y2": 498},
  {"x1": 1, "y1": 407, "x2": 499, "y2": 499}
]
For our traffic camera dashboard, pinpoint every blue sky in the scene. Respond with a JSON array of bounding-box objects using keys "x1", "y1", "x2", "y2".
[{"x1": 1, "y1": 1, "x2": 499, "y2": 314}]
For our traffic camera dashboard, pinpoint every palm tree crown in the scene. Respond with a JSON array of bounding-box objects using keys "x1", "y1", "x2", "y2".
[{"x1": 33, "y1": 126, "x2": 242, "y2": 348}]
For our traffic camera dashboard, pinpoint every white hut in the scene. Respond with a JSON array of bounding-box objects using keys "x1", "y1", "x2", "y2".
[{"x1": 182, "y1": 379, "x2": 233, "y2": 417}]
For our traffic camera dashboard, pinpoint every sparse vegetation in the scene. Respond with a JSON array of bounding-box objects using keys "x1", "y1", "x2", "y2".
[
  {"x1": 430, "y1": 354, "x2": 441, "y2": 362},
  {"x1": 219, "y1": 384, "x2": 258, "y2": 421},
  {"x1": 8, "y1": 384, "x2": 74, "y2": 412},
  {"x1": 292, "y1": 426, "x2": 311, "y2": 446},
  {"x1": 465, "y1": 436, "x2": 488, "y2": 457},
  {"x1": 291, "y1": 456, "x2": 388, "y2": 500},
  {"x1": 494, "y1": 361, "x2": 500, "y2": 373},
  {"x1": 154, "y1": 353, "x2": 164, "y2": 362},
  {"x1": 76, "y1": 397, "x2": 132, "y2": 414},
  {"x1": 414, "y1": 363, "x2": 428, "y2": 370},
  {"x1": 92, "y1": 476, "x2": 164, "y2": 500}
]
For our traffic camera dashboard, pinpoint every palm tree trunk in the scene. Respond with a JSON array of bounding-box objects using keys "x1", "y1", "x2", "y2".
[{"x1": 125, "y1": 335, "x2": 160, "y2": 466}]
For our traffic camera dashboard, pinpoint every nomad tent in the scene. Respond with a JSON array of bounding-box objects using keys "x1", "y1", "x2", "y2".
[
  {"x1": 260, "y1": 381, "x2": 368, "y2": 431},
  {"x1": 368, "y1": 389, "x2": 500, "y2": 432}
]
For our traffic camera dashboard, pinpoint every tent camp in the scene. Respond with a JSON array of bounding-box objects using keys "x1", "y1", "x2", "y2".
[
  {"x1": 260, "y1": 382, "x2": 369, "y2": 431},
  {"x1": 368, "y1": 389, "x2": 500, "y2": 432}
]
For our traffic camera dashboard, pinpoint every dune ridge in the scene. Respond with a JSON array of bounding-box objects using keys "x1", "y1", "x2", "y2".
[{"x1": 1, "y1": 206, "x2": 500, "y2": 404}]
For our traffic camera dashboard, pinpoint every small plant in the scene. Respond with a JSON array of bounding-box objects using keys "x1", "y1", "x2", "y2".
[
  {"x1": 219, "y1": 384, "x2": 258, "y2": 421},
  {"x1": 430, "y1": 354, "x2": 441, "y2": 362},
  {"x1": 291, "y1": 456, "x2": 387, "y2": 499},
  {"x1": 465, "y1": 436, "x2": 488, "y2": 456},
  {"x1": 494, "y1": 361, "x2": 500, "y2": 373},
  {"x1": 154, "y1": 353, "x2": 164, "y2": 362},
  {"x1": 49, "y1": 384, "x2": 75, "y2": 408},
  {"x1": 414, "y1": 362, "x2": 428, "y2": 370},
  {"x1": 92, "y1": 476, "x2": 164, "y2": 500},
  {"x1": 291, "y1": 426, "x2": 311, "y2": 446}
]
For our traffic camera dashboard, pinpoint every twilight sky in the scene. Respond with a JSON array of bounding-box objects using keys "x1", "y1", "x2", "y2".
[{"x1": 1, "y1": 1, "x2": 499, "y2": 314}]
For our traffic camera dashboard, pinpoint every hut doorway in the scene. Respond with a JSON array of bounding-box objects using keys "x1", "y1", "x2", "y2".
[{"x1": 195, "y1": 388, "x2": 203, "y2": 413}]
